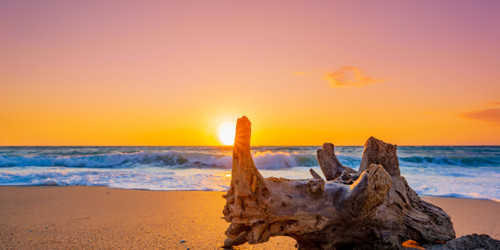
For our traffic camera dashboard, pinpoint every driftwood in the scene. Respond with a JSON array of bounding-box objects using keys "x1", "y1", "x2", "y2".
[
  {"x1": 222, "y1": 116, "x2": 456, "y2": 249},
  {"x1": 317, "y1": 143, "x2": 357, "y2": 181}
]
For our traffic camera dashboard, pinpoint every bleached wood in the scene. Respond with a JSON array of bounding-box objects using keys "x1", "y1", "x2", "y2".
[{"x1": 223, "y1": 116, "x2": 455, "y2": 249}]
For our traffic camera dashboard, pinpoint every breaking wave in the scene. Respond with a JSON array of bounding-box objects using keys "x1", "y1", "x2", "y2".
[
  {"x1": 0, "y1": 151, "x2": 323, "y2": 170},
  {"x1": 1, "y1": 150, "x2": 498, "y2": 170}
]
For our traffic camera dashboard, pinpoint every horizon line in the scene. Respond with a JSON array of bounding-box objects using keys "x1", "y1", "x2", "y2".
[{"x1": 1, "y1": 144, "x2": 499, "y2": 147}]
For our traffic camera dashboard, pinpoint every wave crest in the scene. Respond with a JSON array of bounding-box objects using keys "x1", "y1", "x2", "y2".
[
  {"x1": 1, "y1": 149, "x2": 498, "y2": 170},
  {"x1": 0, "y1": 151, "x2": 321, "y2": 170}
]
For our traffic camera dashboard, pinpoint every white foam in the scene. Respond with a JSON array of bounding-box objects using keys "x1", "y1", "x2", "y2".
[{"x1": 0, "y1": 146, "x2": 499, "y2": 201}]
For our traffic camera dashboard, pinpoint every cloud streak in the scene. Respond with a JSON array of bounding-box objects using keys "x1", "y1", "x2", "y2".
[
  {"x1": 324, "y1": 66, "x2": 385, "y2": 88},
  {"x1": 462, "y1": 108, "x2": 500, "y2": 125}
]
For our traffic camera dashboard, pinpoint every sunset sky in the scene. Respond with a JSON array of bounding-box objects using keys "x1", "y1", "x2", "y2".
[{"x1": 1, "y1": 0, "x2": 499, "y2": 146}]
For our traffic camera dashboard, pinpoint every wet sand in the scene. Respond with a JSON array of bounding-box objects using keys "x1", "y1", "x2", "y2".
[{"x1": 0, "y1": 186, "x2": 498, "y2": 249}]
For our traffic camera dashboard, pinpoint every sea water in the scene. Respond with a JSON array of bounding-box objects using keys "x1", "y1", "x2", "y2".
[{"x1": 0, "y1": 146, "x2": 499, "y2": 201}]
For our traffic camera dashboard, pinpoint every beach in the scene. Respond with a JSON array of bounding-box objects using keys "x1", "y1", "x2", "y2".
[{"x1": 0, "y1": 186, "x2": 498, "y2": 249}]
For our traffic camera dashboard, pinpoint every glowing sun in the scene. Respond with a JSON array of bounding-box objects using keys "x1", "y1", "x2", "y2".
[{"x1": 217, "y1": 121, "x2": 236, "y2": 146}]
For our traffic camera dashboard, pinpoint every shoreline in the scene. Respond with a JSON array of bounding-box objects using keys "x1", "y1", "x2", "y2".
[
  {"x1": 4, "y1": 185, "x2": 500, "y2": 204},
  {"x1": 2, "y1": 184, "x2": 499, "y2": 203},
  {"x1": 0, "y1": 186, "x2": 499, "y2": 249}
]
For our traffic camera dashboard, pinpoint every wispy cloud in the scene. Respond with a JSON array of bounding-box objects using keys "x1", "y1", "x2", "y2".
[
  {"x1": 324, "y1": 66, "x2": 385, "y2": 88},
  {"x1": 462, "y1": 108, "x2": 500, "y2": 125},
  {"x1": 292, "y1": 72, "x2": 308, "y2": 76},
  {"x1": 487, "y1": 102, "x2": 500, "y2": 106}
]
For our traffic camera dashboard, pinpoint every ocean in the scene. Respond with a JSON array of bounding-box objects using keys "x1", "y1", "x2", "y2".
[{"x1": 0, "y1": 146, "x2": 499, "y2": 201}]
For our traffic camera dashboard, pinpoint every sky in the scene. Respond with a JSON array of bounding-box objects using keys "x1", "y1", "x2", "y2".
[{"x1": 1, "y1": 0, "x2": 499, "y2": 146}]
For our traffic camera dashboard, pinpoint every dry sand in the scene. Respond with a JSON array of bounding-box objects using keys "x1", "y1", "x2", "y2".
[{"x1": 0, "y1": 186, "x2": 498, "y2": 249}]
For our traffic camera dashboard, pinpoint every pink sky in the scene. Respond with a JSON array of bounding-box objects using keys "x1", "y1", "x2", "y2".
[{"x1": 1, "y1": 1, "x2": 499, "y2": 145}]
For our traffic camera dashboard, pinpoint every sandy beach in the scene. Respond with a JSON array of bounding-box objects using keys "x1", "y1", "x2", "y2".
[{"x1": 0, "y1": 186, "x2": 498, "y2": 249}]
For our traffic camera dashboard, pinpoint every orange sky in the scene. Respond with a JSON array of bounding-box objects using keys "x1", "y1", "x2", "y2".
[{"x1": 1, "y1": 1, "x2": 499, "y2": 146}]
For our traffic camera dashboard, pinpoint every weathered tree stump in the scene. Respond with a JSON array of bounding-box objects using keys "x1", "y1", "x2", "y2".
[{"x1": 223, "y1": 116, "x2": 456, "y2": 249}]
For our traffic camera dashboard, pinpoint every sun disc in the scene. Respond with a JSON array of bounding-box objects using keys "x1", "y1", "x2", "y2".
[{"x1": 217, "y1": 121, "x2": 236, "y2": 145}]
